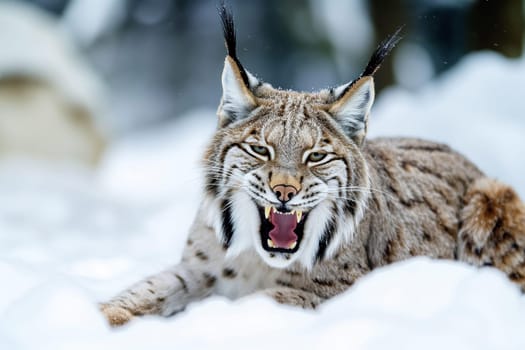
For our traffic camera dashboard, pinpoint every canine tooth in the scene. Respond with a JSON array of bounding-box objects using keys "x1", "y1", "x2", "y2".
[
  {"x1": 295, "y1": 210, "x2": 302, "y2": 223},
  {"x1": 267, "y1": 239, "x2": 275, "y2": 248},
  {"x1": 264, "y1": 206, "x2": 271, "y2": 219},
  {"x1": 289, "y1": 241, "x2": 297, "y2": 249}
]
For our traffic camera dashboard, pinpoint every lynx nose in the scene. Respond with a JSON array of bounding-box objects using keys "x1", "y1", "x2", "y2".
[{"x1": 272, "y1": 184, "x2": 298, "y2": 203}]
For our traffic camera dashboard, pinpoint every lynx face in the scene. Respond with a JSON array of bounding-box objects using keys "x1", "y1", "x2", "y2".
[
  {"x1": 203, "y1": 56, "x2": 376, "y2": 269},
  {"x1": 203, "y1": 8, "x2": 398, "y2": 269}
]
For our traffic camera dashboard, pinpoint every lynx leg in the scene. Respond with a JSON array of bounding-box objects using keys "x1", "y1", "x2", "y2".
[
  {"x1": 100, "y1": 264, "x2": 217, "y2": 326},
  {"x1": 263, "y1": 287, "x2": 324, "y2": 309},
  {"x1": 458, "y1": 178, "x2": 525, "y2": 291}
]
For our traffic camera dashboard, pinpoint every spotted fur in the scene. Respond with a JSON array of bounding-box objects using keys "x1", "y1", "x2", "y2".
[{"x1": 100, "y1": 6, "x2": 525, "y2": 326}]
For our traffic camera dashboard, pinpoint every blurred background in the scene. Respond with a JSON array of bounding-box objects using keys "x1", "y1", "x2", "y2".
[{"x1": 1, "y1": 0, "x2": 523, "y2": 147}]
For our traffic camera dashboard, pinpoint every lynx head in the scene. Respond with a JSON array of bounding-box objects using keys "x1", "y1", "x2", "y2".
[{"x1": 203, "y1": 5, "x2": 401, "y2": 269}]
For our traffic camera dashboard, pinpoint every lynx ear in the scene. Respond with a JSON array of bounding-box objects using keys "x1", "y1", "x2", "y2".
[
  {"x1": 329, "y1": 27, "x2": 402, "y2": 144},
  {"x1": 329, "y1": 76, "x2": 374, "y2": 145},
  {"x1": 217, "y1": 3, "x2": 261, "y2": 127},
  {"x1": 219, "y1": 57, "x2": 259, "y2": 127}
]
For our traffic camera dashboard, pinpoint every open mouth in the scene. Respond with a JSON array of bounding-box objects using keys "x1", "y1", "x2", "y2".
[{"x1": 257, "y1": 206, "x2": 308, "y2": 253}]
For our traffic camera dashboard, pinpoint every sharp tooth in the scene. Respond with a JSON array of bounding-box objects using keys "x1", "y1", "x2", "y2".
[
  {"x1": 296, "y1": 210, "x2": 302, "y2": 223},
  {"x1": 267, "y1": 239, "x2": 275, "y2": 248},
  {"x1": 264, "y1": 206, "x2": 271, "y2": 219},
  {"x1": 289, "y1": 241, "x2": 297, "y2": 249}
]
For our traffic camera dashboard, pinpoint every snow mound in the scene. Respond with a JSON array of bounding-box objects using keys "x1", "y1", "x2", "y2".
[
  {"x1": 0, "y1": 1, "x2": 105, "y2": 122},
  {"x1": 1, "y1": 259, "x2": 524, "y2": 350}
]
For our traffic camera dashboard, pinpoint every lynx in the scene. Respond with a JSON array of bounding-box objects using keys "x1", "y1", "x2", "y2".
[{"x1": 101, "y1": 5, "x2": 525, "y2": 326}]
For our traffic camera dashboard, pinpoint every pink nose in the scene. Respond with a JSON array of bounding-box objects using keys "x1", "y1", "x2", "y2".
[{"x1": 272, "y1": 184, "x2": 298, "y2": 202}]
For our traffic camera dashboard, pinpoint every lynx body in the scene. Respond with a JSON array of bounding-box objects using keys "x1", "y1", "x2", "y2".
[{"x1": 101, "y1": 6, "x2": 525, "y2": 326}]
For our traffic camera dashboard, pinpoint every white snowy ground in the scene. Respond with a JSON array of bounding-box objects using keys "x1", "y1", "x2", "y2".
[{"x1": 1, "y1": 52, "x2": 525, "y2": 349}]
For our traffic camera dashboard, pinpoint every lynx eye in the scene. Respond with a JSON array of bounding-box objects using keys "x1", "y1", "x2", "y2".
[
  {"x1": 250, "y1": 145, "x2": 270, "y2": 157},
  {"x1": 307, "y1": 152, "x2": 327, "y2": 163}
]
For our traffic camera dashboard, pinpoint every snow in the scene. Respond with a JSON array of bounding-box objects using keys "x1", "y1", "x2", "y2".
[
  {"x1": 1, "y1": 52, "x2": 525, "y2": 349},
  {"x1": 0, "y1": 1, "x2": 106, "y2": 126}
]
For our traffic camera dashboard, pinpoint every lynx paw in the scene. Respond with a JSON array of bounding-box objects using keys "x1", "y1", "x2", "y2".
[
  {"x1": 264, "y1": 287, "x2": 323, "y2": 309},
  {"x1": 99, "y1": 303, "x2": 134, "y2": 327}
]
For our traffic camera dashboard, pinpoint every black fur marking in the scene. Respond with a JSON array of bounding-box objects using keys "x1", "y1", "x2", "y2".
[
  {"x1": 203, "y1": 273, "x2": 217, "y2": 288},
  {"x1": 338, "y1": 278, "x2": 355, "y2": 286},
  {"x1": 174, "y1": 273, "x2": 188, "y2": 293},
  {"x1": 313, "y1": 278, "x2": 335, "y2": 287},
  {"x1": 284, "y1": 270, "x2": 302, "y2": 277},
  {"x1": 474, "y1": 247, "x2": 483, "y2": 257},
  {"x1": 221, "y1": 199, "x2": 235, "y2": 247},
  {"x1": 304, "y1": 183, "x2": 322, "y2": 192},
  {"x1": 509, "y1": 272, "x2": 522, "y2": 281},
  {"x1": 315, "y1": 215, "x2": 338, "y2": 262},
  {"x1": 195, "y1": 250, "x2": 209, "y2": 261},
  {"x1": 276, "y1": 279, "x2": 294, "y2": 288},
  {"x1": 205, "y1": 143, "x2": 242, "y2": 196},
  {"x1": 345, "y1": 198, "x2": 357, "y2": 217},
  {"x1": 205, "y1": 173, "x2": 220, "y2": 196},
  {"x1": 303, "y1": 191, "x2": 321, "y2": 200},
  {"x1": 222, "y1": 268, "x2": 237, "y2": 278},
  {"x1": 318, "y1": 157, "x2": 346, "y2": 168},
  {"x1": 234, "y1": 143, "x2": 257, "y2": 159},
  {"x1": 224, "y1": 164, "x2": 238, "y2": 184},
  {"x1": 249, "y1": 181, "x2": 265, "y2": 193},
  {"x1": 248, "y1": 188, "x2": 270, "y2": 203},
  {"x1": 301, "y1": 198, "x2": 323, "y2": 206},
  {"x1": 218, "y1": 2, "x2": 250, "y2": 87}
]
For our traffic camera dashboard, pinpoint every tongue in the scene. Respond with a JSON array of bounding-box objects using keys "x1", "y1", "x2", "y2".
[{"x1": 269, "y1": 211, "x2": 298, "y2": 248}]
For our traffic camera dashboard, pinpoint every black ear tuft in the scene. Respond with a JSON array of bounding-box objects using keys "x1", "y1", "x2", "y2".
[
  {"x1": 333, "y1": 27, "x2": 402, "y2": 100},
  {"x1": 218, "y1": 1, "x2": 237, "y2": 59},
  {"x1": 362, "y1": 26, "x2": 403, "y2": 77},
  {"x1": 218, "y1": 1, "x2": 250, "y2": 86}
]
